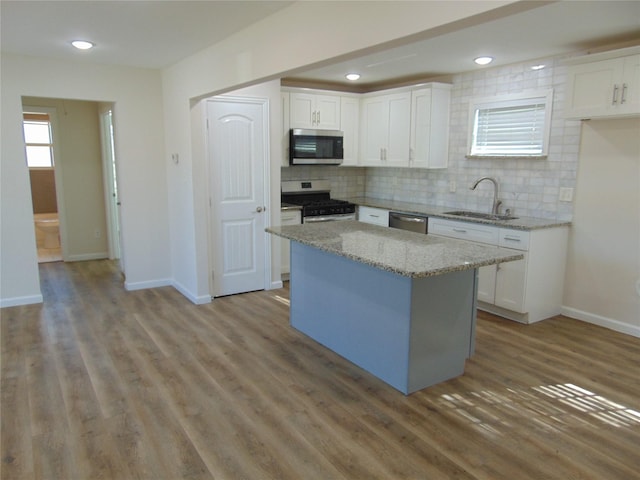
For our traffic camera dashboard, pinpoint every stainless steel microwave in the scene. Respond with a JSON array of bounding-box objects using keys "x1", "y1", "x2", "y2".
[{"x1": 289, "y1": 128, "x2": 344, "y2": 165}]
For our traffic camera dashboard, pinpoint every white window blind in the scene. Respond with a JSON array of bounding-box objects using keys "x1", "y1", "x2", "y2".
[{"x1": 468, "y1": 91, "x2": 552, "y2": 158}]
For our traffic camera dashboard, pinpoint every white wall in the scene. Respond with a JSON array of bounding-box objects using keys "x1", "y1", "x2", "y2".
[
  {"x1": 563, "y1": 118, "x2": 640, "y2": 336},
  {"x1": 0, "y1": 54, "x2": 170, "y2": 306},
  {"x1": 162, "y1": 0, "x2": 518, "y2": 302}
]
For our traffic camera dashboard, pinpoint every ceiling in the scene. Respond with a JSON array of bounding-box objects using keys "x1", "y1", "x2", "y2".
[
  {"x1": 0, "y1": 1, "x2": 294, "y2": 69},
  {"x1": 1, "y1": 1, "x2": 639, "y2": 89}
]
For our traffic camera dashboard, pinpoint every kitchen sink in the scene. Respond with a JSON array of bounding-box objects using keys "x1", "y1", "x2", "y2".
[{"x1": 444, "y1": 210, "x2": 518, "y2": 221}]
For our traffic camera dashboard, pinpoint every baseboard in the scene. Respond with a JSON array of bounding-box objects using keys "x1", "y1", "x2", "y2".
[
  {"x1": 125, "y1": 278, "x2": 172, "y2": 291},
  {"x1": 172, "y1": 280, "x2": 211, "y2": 305},
  {"x1": 66, "y1": 252, "x2": 109, "y2": 262},
  {"x1": 269, "y1": 280, "x2": 284, "y2": 290},
  {"x1": 1, "y1": 293, "x2": 44, "y2": 308},
  {"x1": 561, "y1": 306, "x2": 640, "y2": 338}
]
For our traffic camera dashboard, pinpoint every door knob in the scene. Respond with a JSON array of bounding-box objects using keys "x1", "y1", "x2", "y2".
[{"x1": 256, "y1": 206, "x2": 264, "y2": 213}]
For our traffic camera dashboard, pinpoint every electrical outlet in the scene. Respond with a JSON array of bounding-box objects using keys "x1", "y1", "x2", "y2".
[
  {"x1": 94, "y1": 229, "x2": 101, "y2": 238},
  {"x1": 559, "y1": 187, "x2": 574, "y2": 202},
  {"x1": 449, "y1": 181, "x2": 457, "y2": 193}
]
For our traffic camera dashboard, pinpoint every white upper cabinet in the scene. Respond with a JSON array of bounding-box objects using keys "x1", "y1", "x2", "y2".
[
  {"x1": 282, "y1": 83, "x2": 450, "y2": 169},
  {"x1": 410, "y1": 85, "x2": 451, "y2": 168},
  {"x1": 360, "y1": 92, "x2": 411, "y2": 166},
  {"x1": 340, "y1": 96, "x2": 360, "y2": 166},
  {"x1": 360, "y1": 83, "x2": 450, "y2": 168},
  {"x1": 565, "y1": 47, "x2": 640, "y2": 119},
  {"x1": 290, "y1": 92, "x2": 341, "y2": 129}
]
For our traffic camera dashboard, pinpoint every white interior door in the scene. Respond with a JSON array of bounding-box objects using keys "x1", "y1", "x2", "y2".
[
  {"x1": 99, "y1": 108, "x2": 123, "y2": 271},
  {"x1": 207, "y1": 97, "x2": 269, "y2": 297}
]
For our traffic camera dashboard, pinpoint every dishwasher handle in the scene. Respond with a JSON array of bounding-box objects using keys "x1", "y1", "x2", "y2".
[
  {"x1": 389, "y1": 212, "x2": 428, "y2": 234},
  {"x1": 390, "y1": 213, "x2": 426, "y2": 223}
]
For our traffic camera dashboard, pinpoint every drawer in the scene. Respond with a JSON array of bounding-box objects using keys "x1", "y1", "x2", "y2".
[
  {"x1": 281, "y1": 209, "x2": 301, "y2": 225},
  {"x1": 358, "y1": 206, "x2": 389, "y2": 226},
  {"x1": 429, "y1": 218, "x2": 499, "y2": 245},
  {"x1": 499, "y1": 229, "x2": 530, "y2": 251}
]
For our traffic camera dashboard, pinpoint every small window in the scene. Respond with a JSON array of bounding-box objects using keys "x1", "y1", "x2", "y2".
[
  {"x1": 467, "y1": 90, "x2": 553, "y2": 158},
  {"x1": 23, "y1": 112, "x2": 54, "y2": 167}
]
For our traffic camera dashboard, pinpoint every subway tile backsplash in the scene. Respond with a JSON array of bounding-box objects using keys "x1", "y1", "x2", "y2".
[{"x1": 282, "y1": 55, "x2": 581, "y2": 221}]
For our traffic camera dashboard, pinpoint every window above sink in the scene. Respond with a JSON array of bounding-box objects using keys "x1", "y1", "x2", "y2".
[{"x1": 467, "y1": 90, "x2": 554, "y2": 159}]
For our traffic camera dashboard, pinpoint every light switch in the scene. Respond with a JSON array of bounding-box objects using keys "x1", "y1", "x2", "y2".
[{"x1": 559, "y1": 187, "x2": 573, "y2": 202}]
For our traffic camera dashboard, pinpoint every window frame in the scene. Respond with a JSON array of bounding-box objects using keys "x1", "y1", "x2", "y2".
[
  {"x1": 23, "y1": 111, "x2": 55, "y2": 169},
  {"x1": 466, "y1": 89, "x2": 554, "y2": 159}
]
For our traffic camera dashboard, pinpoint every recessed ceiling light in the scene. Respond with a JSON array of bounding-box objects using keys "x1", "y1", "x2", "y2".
[
  {"x1": 345, "y1": 73, "x2": 361, "y2": 81},
  {"x1": 474, "y1": 56, "x2": 493, "y2": 66},
  {"x1": 71, "y1": 40, "x2": 94, "y2": 50},
  {"x1": 531, "y1": 64, "x2": 546, "y2": 71}
]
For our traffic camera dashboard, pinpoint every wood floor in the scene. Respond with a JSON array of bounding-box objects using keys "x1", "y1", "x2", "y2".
[{"x1": 2, "y1": 260, "x2": 639, "y2": 480}]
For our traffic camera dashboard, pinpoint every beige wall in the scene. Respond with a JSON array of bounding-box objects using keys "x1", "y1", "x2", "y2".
[
  {"x1": 29, "y1": 169, "x2": 58, "y2": 214},
  {"x1": 563, "y1": 118, "x2": 640, "y2": 336},
  {"x1": 1, "y1": 53, "x2": 169, "y2": 307},
  {"x1": 23, "y1": 97, "x2": 109, "y2": 261}
]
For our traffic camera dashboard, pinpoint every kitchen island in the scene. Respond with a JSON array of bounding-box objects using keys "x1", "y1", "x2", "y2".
[{"x1": 267, "y1": 221, "x2": 523, "y2": 394}]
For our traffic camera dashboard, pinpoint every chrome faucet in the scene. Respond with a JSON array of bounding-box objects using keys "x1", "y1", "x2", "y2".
[{"x1": 470, "y1": 176, "x2": 502, "y2": 215}]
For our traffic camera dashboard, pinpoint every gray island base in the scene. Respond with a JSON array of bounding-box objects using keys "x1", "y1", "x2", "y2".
[{"x1": 268, "y1": 221, "x2": 523, "y2": 395}]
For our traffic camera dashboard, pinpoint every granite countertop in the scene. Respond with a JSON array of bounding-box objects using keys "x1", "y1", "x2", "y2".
[
  {"x1": 349, "y1": 196, "x2": 571, "y2": 230},
  {"x1": 267, "y1": 221, "x2": 523, "y2": 278}
]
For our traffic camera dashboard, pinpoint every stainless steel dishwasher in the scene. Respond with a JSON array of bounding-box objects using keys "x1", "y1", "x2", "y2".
[{"x1": 388, "y1": 212, "x2": 428, "y2": 234}]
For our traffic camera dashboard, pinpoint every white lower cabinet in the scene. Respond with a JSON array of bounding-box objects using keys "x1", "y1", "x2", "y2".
[
  {"x1": 358, "y1": 206, "x2": 389, "y2": 226},
  {"x1": 280, "y1": 208, "x2": 302, "y2": 279},
  {"x1": 429, "y1": 217, "x2": 568, "y2": 323}
]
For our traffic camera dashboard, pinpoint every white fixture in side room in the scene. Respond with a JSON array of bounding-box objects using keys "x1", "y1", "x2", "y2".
[
  {"x1": 531, "y1": 64, "x2": 546, "y2": 70},
  {"x1": 71, "y1": 40, "x2": 94, "y2": 50},
  {"x1": 345, "y1": 73, "x2": 360, "y2": 81},
  {"x1": 474, "y1": 56, "x2": 493, "y2": 65}
]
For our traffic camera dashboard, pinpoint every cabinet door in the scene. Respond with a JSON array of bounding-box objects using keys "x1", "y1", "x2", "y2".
[
  {"x1": 360, "y1": 97, "x2": 387, "y2": 166},
  {"x1": 280, "y1": 209, "x2": 302, "y2": 276},
  {"x1": 385, "y1": 93, "x2": 411, "y2": 166},
  {"x1": 410, "y1": 87, "x2": 450, "y2": 169},
  {"x1": 281, "y1": 92, "x2": 290, "y2": 167},
  {"x1": 358, "y1": 206, "x2": 389, "y2": 226},
  {"x1": 290, "y1": 92, "x2": 316, "y2": 128},
  {"x1": 619, "y1": 55, "x2": 640, "y2": 116},
  {"x1": 315, "y1": 95, "x2": 341, "y2": 129},
  {"x1": 566, "y1": 58, "x2": 624, "y2": 119},
  {"x1": 495, "y1": 253, "x2": 527, "y2": 313},
  {"x1": 340, "y1": 97, "x2": 359, "y2": 166},
  {"x1": 477, "y1": 265, "x2": 496, "y2": 303}
]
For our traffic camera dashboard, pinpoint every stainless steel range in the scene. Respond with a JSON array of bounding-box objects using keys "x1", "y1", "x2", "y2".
[{"x1": 281, "y1": 180, "x2": 356, "y2": 223}]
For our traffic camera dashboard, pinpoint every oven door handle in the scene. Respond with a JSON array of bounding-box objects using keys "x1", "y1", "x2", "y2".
[{"x1": 304, "y1": 214, "x2": 356, "y2": 223}]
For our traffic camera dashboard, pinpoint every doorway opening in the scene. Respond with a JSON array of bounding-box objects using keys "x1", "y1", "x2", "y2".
[
  {"x1": 23, "y1": 108, "x2": 63, "y2": 263},
  {"x1": 21, "y1": 97, "x2": 122, "y2": 269}
]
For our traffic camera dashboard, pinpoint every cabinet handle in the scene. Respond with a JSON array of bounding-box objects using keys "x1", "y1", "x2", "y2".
[
  {"x1": 317, "y1": 111, "x2": 320, "y2": 124},
  {"x1": 621, "y1": 83, "x2": 628, "y2": 104},
  {"x1": 369, "y1": 214, "x2": 379, "y2": 218},
  {"x1": 503, "y1": 236, "x2": 521, "y2": 242},
  {"x1": 453, "y1": 228, "x2": 467, "y2": 233},
  {"x1": 312, "y1": 111, "x2": 316, "y2": 125},
  {"x1": 612, "y1": 84, "x2": 619, "y2": 105}
]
